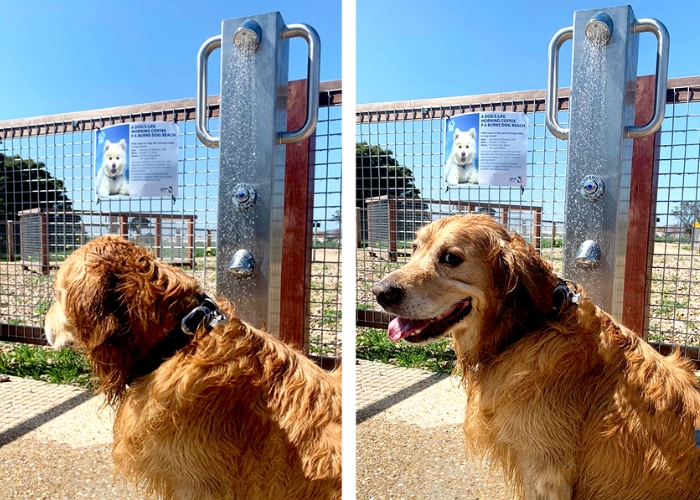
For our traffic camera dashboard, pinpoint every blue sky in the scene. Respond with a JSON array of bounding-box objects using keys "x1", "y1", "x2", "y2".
[
  {"x1": 4, "y1": 1, "x2": 697, "y2": 116},
  {"x1": 0, "y1": 0, "x2": 341, "y2": 120},
  {"x1": 357, "y1": 0, "x2": 700, "y2": 104}
]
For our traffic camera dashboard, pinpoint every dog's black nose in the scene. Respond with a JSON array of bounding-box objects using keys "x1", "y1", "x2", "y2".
[{"x1": 372, "y1": 281, "x2": 403, "y2": 308}]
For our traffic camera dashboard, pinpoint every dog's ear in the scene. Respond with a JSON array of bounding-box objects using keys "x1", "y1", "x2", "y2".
[
  {"x1": 467, "y1": 127, "x2": 476, "y2": 139},
  {"x1": 499, "y1": 233, "x2": 556, "y2": 315},
  {"x1": 454, "y1": 128, "x2": 461, "y2": 139},
  {"x1": 118, "y1": 138, "x2": 126, "y2": 150},
  {"x1": 63, "y1": 237, "x2": 203, "y2": 403},
  {"x1": 104, "y1": 140, "x2": 112, "y2": 152},
  {"x1": 61, "y1": 243, "x2": 135, "y2": 403}
]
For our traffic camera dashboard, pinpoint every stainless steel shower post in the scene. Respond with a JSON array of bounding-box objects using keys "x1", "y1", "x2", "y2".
[
  {"x1": 195, "y1": 12, "x2": 320, "y2": 333},
  {"x1": 546, "y1": 6, "x2": 668, "y2": 319}
]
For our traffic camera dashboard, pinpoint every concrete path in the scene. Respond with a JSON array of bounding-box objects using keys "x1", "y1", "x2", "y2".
[
  {"x1": 0, "y1": 376, "x2": 142, "y2": 499},
  {"x1": 1, "y1": 361, "x2": 511, "y2": 499},
  {"x1": 356, "y1": 360, "x2": 511, "y2": 500}
]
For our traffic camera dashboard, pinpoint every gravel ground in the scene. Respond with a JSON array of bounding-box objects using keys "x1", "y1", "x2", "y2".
[
  {"x1": 0, "y1": 376, "x2": 143, "y2": 500},
  {"x1": 356, "y1": 360, "x2": 511, "y2": 500}
]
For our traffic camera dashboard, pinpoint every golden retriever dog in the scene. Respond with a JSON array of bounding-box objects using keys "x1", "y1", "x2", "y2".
[
  {"x1": 372, "y1": 214, "x2": 700, "y2": 500},
  {"x1": 44, "y1": 235, "x2": 341, "y2": 500}
]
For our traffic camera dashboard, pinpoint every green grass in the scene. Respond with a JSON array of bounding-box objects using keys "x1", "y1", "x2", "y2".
[
  {"x1": 34, "y1": 299, "x2": 53, "y2": 316},
  {"x1": 356, "y1": 327, "x2": 457, "y2": 373},
  {"x1": 658, "y1": 296, "x2": 688, "y2": 316},
  {"x1": 0, "y1": 342, "x2": 93, "y2": 388},
  {"x1": 321, "y1": 307, "x2": 341, "y2": 326},
  {"x1": 540, "y1": 237, "x2": 563, "y2": 249}
]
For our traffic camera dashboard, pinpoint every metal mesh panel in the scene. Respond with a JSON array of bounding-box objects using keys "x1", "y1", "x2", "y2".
[
  {"x1": 0, "y1": 112, "x2": 220, "y2": 342},
  {"x1": 308, "y1": 97, "x2": 342, "y2": 358},
  {"x1": 355, "y1": 79, "x2": 700, "y2": 359},
  {"x1": 1, "y1": 86, "x2": 341, "y2": 353},
  {"x1": 18, "y1": 212, "x2": 42, "y2": 264},
  {"x1": 356, "y1": 99, "x2": 569, "y2": 322},
  {"x1": 648, "y1": 87, "x2": 700, "y2": 357}
]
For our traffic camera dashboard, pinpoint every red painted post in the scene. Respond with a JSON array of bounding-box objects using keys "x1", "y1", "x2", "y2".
[
  {"x1": 622, "y1": 75, "x2": 661, "y2": 339},
  {"x1": 279, "y1": 80, "x2": 315, "y2": 353}
]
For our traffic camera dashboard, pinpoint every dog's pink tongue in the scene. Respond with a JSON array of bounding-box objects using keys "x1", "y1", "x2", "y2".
[{"x1": 388, "y1": 317, "x2": 431, "y2": 342}]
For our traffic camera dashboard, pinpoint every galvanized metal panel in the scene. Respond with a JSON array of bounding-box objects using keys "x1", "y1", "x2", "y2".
[
  {"x1": 216, "y1": 12, "x2": 288, "y2": 333},
  {"x1": 562, "y1": 5, "x2": 639, "y2": 319}
]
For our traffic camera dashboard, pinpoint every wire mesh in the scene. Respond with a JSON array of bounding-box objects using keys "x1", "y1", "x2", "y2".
[
  {"x1": 309, "y1": 94, "x2": 342, "y2": 358},
  {"x1": 0, "y1": 87, "x2": 341, "y2": 355},
  {"x1": 648, "y1": 85, "x2": 700, "y2": 357},
  {"x1": 355, "y1": 98, "x2": 569, "y2": 325},
  {"x1": 0, "y1": 111, "x2": 220, "y2": 342},
  {"x1": 355, "y1": 79, "x2": 700, "y2": 358}
]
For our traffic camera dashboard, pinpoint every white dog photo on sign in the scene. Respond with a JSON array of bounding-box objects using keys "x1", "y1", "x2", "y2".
[
  {"x1": 444, "y1": 126, "x2": 478, "y2": 190},
  {"x1": 96, "y1": 138, "x2": 129, "y2": 197}
]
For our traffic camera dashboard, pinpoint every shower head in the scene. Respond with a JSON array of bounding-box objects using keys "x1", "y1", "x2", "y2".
[
  {"x1": 233, "y1": 20, "x2": 262, "y2": 53},
  {"x1": 585, "y1": 12, "x2": 613, "y2": 45}
]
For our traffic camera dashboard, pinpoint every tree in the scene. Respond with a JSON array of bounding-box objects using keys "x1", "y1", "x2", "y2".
[
  {"x1": 356, "y1": 142, "x2": 420, "y2": 208},
  {"x1": 0, "y1": 152, "x2": 73, "y2": 221},
  {"x1": 671, "y1": 201, "x2": 700, "y2": 235},
  {"x1": 129, "y1": 217, "x2": 152, "y2": 234},
  {"x1": 475, "y1": 206, "x2": 497, "y2": 217}
]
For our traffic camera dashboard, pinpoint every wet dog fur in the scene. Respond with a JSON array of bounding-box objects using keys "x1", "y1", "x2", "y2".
[
  {"x1": 373, "y1": 214, "x2": 700, "y2": 500},
  {"x1": 44, "y1": 235, "x2": 342, "y2": 500}
]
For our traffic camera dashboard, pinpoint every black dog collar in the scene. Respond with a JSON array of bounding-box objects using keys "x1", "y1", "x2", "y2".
[
  {"x1": 551, "y1": 279, "x2": 581, "y2": 317},
  {"x1": 127, "y1": 295, "x2": 229, "y2": 384}
]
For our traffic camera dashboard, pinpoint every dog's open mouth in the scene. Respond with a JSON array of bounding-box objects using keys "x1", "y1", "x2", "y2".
[{"x1": 387, "y1": 299, "x2": 472, "y2": 343}]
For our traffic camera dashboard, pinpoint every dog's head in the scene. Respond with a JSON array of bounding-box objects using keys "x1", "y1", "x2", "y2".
[
  {"x1": 44, "y1": 235, "x2": 204, "y2": 402},
  {"x1": 102, "y1": 139, "x2": 127, "y2": 177},
  {"x1": 372, "y1": 214, "x2": 560, "y2": 362},
  {"x1": 451, "y1": 127, "x2": 476, "y2": 165}
]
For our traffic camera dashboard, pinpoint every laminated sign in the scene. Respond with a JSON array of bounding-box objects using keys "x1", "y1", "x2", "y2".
[
  {"x1": 443, "y1": 112, "x2": 528, "y2": 189},
  {"x1": 94, "y1": 122, "x2": 179, "y2": 199}
]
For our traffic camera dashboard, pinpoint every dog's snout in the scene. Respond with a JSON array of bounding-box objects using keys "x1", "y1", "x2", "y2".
[{"x1": 372, "y1": 281, "x2": 403, "y2": 308}]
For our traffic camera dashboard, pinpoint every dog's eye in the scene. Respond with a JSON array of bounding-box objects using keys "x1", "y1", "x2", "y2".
[
  {"x1": 411, "y1": 244, "x2": 418, "y2": 254},
  {"x1": 440, "y1": 252, "x2": 463, "y2": 267}
]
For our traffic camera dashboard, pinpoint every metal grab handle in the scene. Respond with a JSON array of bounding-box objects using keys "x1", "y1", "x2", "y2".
[
  {"x1": 545, "y1": 26, "x2": 573, "y2": 140},
  {"x1": 626, "y1": 19, "x2": 670, "y2": 138},
  {"x1": 278, "y1": 24, "x2": 321, "y2": 144},
  {"x1": 195, "y1": 35, "x2": 222, "y2": 149}
]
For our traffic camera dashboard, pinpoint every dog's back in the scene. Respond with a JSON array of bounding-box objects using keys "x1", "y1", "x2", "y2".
[
  {"x1": 466, "y1": 298, "x2": 700, "y2": 500},
  {"x1": 112, "y1": 309, "x2": 342, "y2": 500}
]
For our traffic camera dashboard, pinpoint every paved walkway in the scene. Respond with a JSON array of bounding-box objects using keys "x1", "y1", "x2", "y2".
[
  {"x1": 356, "y1": 360, "x2": 510, "y2": 500},
  {"x1": 0, "y1": 376, "x2": 142, "y2": 499},
  {"x1": 1, "y1": 362, "x2": 511, "y2": 499}
]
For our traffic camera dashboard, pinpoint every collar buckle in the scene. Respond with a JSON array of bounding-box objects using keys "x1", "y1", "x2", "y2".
[
  {"x1": 551, "y1": 279, "x2": 581, "y2": 316},
  {"x1": 181, "y1": 296, "x2": 229, "y2": 335}
]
